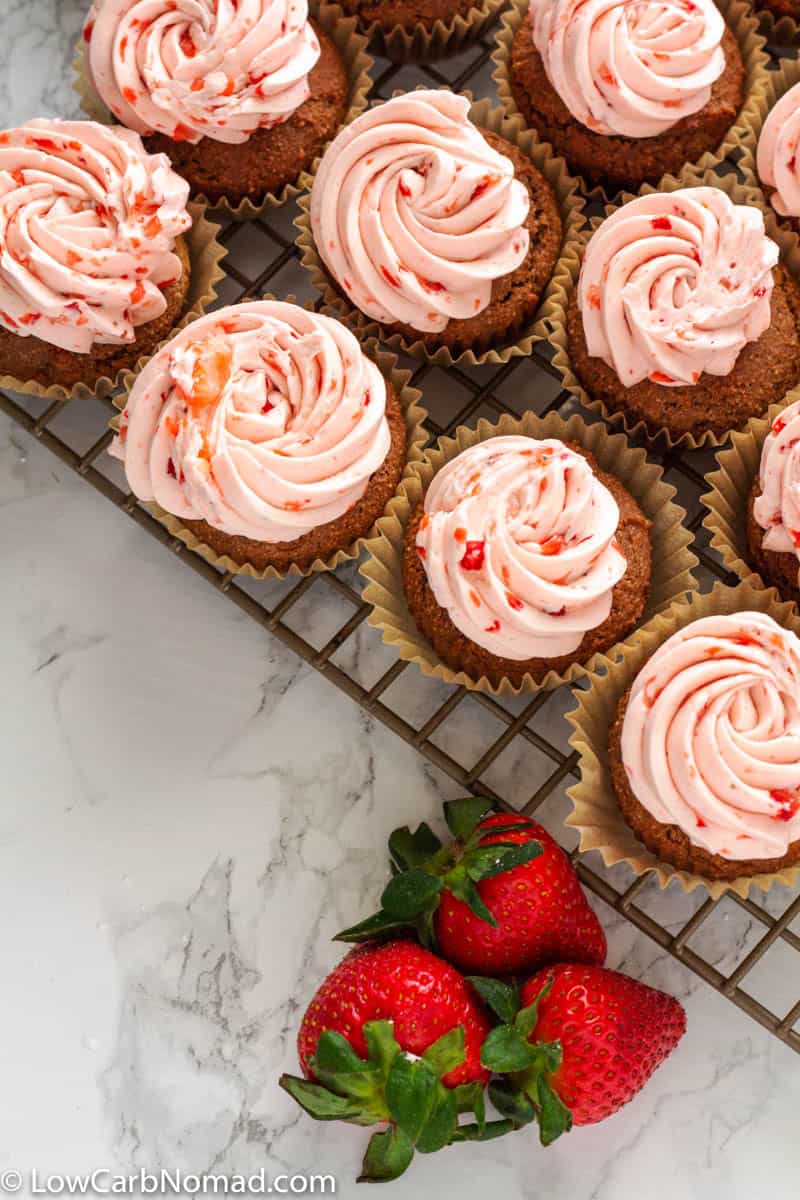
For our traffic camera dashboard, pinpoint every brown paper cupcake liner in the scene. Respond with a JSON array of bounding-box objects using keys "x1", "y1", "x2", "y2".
[
  {"x1": 701, "y1": 391, "x2": 800, "y2": 594},
  {"x1": 566, "y1": 579, "x2": 800, "y2": 899},
  {"x1": 546, "y1": 166, "x2": 800, "y2": 451},
  {"x1": 295, "y1": 93, "x2": 586, "y2": 368},
  {"x1": 110, "y1": 326, "x2": 428, "y2": 580},
  {"x1": 491, "y1": 0, "x2": 769, "y2": 206},
  {"x1": 359, "y1": 409, "x2": 698, "y2": 696},
  {"x1": 73, "y1": 3, "x2": 373, "y2": 221},
  {"x1": 0, "y1": 201, "x2": 225, "y2": 404},
  {"x1": 311, "y1": 0, "x2": 506, "y2": 64},
  {"x1": 753, "y1": 5, "x2": 800, "y2": 50}
]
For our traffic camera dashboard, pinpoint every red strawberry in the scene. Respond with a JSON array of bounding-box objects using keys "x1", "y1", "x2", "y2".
[
  {"x1": 336, "y1": 800, "x2": 606, "y2": 978},
  {"x1": 435, "y1": 814, "x2": 606, "y2": 974},
  {"x1": 480, "y1": 964, "x2": 686, "y2": 1143}
]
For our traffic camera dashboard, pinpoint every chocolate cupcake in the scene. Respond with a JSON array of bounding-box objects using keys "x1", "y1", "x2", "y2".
[
  {"x1": 746, "y1": 399, "x2": 800, "y2": 606},
  {"x1": 755, "y1": 79, "x2": 800, "y2": 238},
  {"x1": 81, "y1": 0, "x2": 356, "y2": 207},
  {"x1": 609, "y1": 612, "x2": 800, "y2": 882},
  {"x1": 402, "y1": 435, "x2": 651, "y2": 689},
  {"x1": 306, "y1": 90, "x2": 563, "y2": 359},
  {"x1": 564, "y1": 186, "x2": 800, "y2": 443},
  {"x1": 111, "y1": 301, "x2": 414, "y2": 575},
  {"x1": 326, "y1": 0, "x2": 503, "y2": 62},
  {"x1": 497, "y1": 0, "x2": 755, "y2": 194},
  {"x1": 0, "y1": 118, "x2": 193, "y2": 392}
]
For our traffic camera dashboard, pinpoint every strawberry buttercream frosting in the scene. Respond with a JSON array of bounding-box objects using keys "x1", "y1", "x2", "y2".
[
  {"x1": 0, "y1": 118, "x2": 190, "y2": 353},
  {"x1": 310, "y1": 91, "x2": 530, "y2": 334},
  {"x1": 753, "y1": 399, "x2": 800, "y2": 582},
  {"x1": 578, "y1": 187, "x2": 777, "y2": 389},
  {"x1": 414, "y1": 436, "x2": 628, "y2": 661},
  {"x1": 84, "y1": 0, "x2": 320, "y2": 146},
  {"x1": 757, "y1": 82, "x2": 800, "y2": 219},
  {"x1": 532, "y1": 0, "x2": 727, "y2": 139},
  {"x1": 620, "y1": 613, "x2": 800, "y2": 861},
  {"x1": 111, "y1": 302, "x2": 392, "y2": 542}
]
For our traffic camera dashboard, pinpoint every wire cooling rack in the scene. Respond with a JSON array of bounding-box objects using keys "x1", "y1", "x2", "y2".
[{"x1": 2, "y1": 27, "x2": 800, "y2": 1056}]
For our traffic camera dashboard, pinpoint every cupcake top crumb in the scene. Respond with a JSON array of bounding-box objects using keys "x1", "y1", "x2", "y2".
[
  {"x1": 757, "y1": 80, "x2": 800, "y2": 219},
  {"x1": 754, "y1": 398, "x2": 800, "y2": 577},
  {"x1": 111, "y1": 302, "x2": 391, "y2": 543},
  {"x1": 414, "y1": 435, "x2": 628, "y2": 661},
  {"x1": 532, "y1": 0, "x2": 727, "y2": 139},
  {"x1": 0, "y1": 118, "x2": 191, "y2": 353},
  {"x1": 578, "y1": 187, "x2": 777, "y2": 389},
  {"x1": 620, "y1": 612, "x2": 800, "y2": 860},
  {"x1": 84, "y1": 0, "x2": 320, "y2": 146},
  {"x1": 310, "y1": 90, "x2": 530, "y2": 334}
]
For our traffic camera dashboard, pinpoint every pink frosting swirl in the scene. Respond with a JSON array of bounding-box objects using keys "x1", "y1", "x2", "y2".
[
  {"x1": 310, "y1": 91, "x2": 530, "y2": 334},
  {"x1": 532, "y1": 0, "x2": 726, "y2": 139},
  {"x1": 753, "y1": 399, "x2": 800, "y2": 582},
  {"x1": 415, "y1": 436, "x2": 628, "y2": 661},
  {"x1": 757, "y1": 81, "x2": 800, "y2": 219},
  {"x1": 84, "y1": 0, "x2": 320, "y2": 146},
  {"x1": 620, "y1": 613, "x2": 800, "y2": 861},
  {"x1": 579, "y1": 187, "x2": 778, "y2": 388},
  {"x1": 111, "y1": 302, "x2": 392, "y2": 542},
  {"x1": 0, "y1": 119, "x2": 190, "y2": 353}
]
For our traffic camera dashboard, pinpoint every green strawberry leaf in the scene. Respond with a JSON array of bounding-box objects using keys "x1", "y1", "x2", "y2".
[
  {"x1": 453, "y1": 1081, "x2": 486, "y2": 1132},
  {"x1": 480, "y1": 1025, "x2": 540, "y2": 1073},
  {"x1": 415, "y1": 1084, "x2": 459, "y2": 1154},
  {"x1": 313, "y1": 1030, "x2": 375, "y2": 1078},
  {"x1": 381, "y1": 869, "x2": 443, "y2": 921},
  {"x1": 389, "y1": 823, "x2": 442, "y2": 871},
  {"x1": 445, "y1": 867, "x2": 497, "y2": 927},
  {"x1": 422, "y1": 1026, "x2": 465, "y2": 1079},
  {"x1": 385, "y1": 1054, "x2": 440, "y2": 1143},
  {"x1": 443, "y1": 796, "x2": 494, "y2": 840},
  {"x1": 333, "y1": 909, "x2": 410, "y2": 944},
  {"x1": 514, "y1": 975, "x2": 555, "y2": 1040},
  {"x1": 465, "y1": 976, "x2": 520, "y2": 1024},
  {"x1": 363, "y1": 1020, "x2": 402, "y2": 1080},
  {"x1": 488, "y1": 1079, "x2": 538, "y2": 1129},
  {"x1": 278, "y1": 1075, "x2": 369, "y2": 1124},
  {"x1": 465, "y1": 840, "x2": 542, "y2": 882},
  {"x1": 416, "y1": 904, "x2": 438, "y2": 952},
  {"x1": 535, "y1": 1076, "x2": 573, "y2": 1146},
  {"x1": 450, "y1": 1118, "x2": 516, "y2": 1143},
  {"x1": 358, "y1": 1127, "x2": 415, "y2": 1183}
]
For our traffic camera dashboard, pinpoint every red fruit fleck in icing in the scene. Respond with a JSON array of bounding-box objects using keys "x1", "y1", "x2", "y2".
[
  {"x1": 789, "y1": 529, "x2": 800, "y2": 548},
  {"x1": 651, "y1": 217, "x2": 672, "y2": 231},
  {"x1": 399, "y1": 181, "x2": 412, "y2": 197},
  {"x1": 171, "y1": 123, "x2": 194, "y2": 142},
  {"x1": 650, "y1": 371, "x2": 674, "y2": 385},
  {"x1": 598, "y1": 63, "x2": 617, "y2": 87},
  {"x1": 773, "y1": 414, "x2": 788, "y2": 436},
  {"x1": 484, "y1": 619, "x2": 501, "y2": 633},
  {"x1": 770, "y1": 790, "x2": 800, "y2": 820},
  {"x1": 419, "y1": 514, "x2": 430, "y2": 532},
  {"x1": 182, "y1": 341, "x2": 232, "y2": 411},
  {"x1": 753, "y1": 286, "x2": 767, "y2": 298},
  {"x1": 180, "y1": 30, "x2": 197, "y2": 57},
  {"x1": 720, "y1": 277, "x2": 735, "y2": 291},
  {"x1": 221, "y1": 77, "x2": 236, "y2": 97},
  {"x1": 164, "y1": 415, "x2": 181, "y2": 438},
  {"x1": 730, "y1": 633, "x2": 759, "y2": 646},
  {"x1": 83, "y1": 19, "x2": 94, "y2": 40},
  {"x1": 130, "y1": 281, "x2": 146, "y2": 306},
  {"x1": 144, "y1": 215, "x2": 163, "y2": 238},
  {"x1": 789, "y1": 156, "x2": 797, "y2": 173},
  {"x1": 586, "y1": 284, "x2": 601, "y2": 310},
  {"x1": 416, "y1": 544, "x2": 426, "y2": 560},
  {"x1": 191, "y1": 78, "x2": 204, "y2": 92},
  {"x1": 381, "y1": 265, "x2": 400, "y2": 288},
  {"x1": 415, "y1": 274, "x2": 445, "y2": 294},
  {"x1": 65, "y1": 249, "x2": 82, "y2": 266},
  {"x1": 460, "y1": 540, "x2": 486, "y2": 571},
  {"x1": 166, "y1": 456, "x2": 177, "y2": 479},
  {"x1": 17, "y1": 312, "x2": 40, "y2": 325},
  {"x1": 469, "y1": 590, "x2": 481, "y2": 607},
  {"x1": 506, "y1": 592, "x2": 523, "y2": 611},
  {"x1": 454, "y1": 527, "x2": 468, "y2": 543},
  {"x1": 260, "y1": 398, "x2": 274, "y2": 414},
  {"x1": 363, "y1": 389, "x2": 370, "y2": 407},
  {"x1": 539, "y1": 534, "x2": 566, "y2": 556},
  {"x1": 696, "y1": 816, "x2": 707, "y2": 828},
  {"x1": 122, "y1": 87, "x2": 138, "y2": 104},
  {"x1": 470, "y1": 174, "x2": 499, "y2": 204},
  {"x1": 119, "y1": 35, "x2": 128, "y2": 55}
]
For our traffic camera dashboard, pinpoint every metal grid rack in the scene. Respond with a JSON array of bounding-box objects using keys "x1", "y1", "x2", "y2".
[{"x1": 2, "y1": 26, "x2": 799, "y2": 1057}]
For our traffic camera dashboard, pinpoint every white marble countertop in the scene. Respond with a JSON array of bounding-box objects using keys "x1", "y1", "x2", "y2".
[{"x1": 2, "y1": 3, "x2": 799, "y2": 1197}]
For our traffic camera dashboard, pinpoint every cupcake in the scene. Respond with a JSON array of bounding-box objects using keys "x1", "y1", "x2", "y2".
[
  {"x1": 327, "y1": 0, "x2": 501, "y2": 61},
  {"x1": 307, "y1": 90, "x2": 563, "y2": 358},
  {"x1": 565, "y1": 186, "x2": 800, "y2": 442},
  {"x1": 0, "y1": 118, "x2": 192, "y2": 392},
  {"x1": 111, "y1": 301, "x2": 411, "y2": 574},
  {"x1": 747, "y1": 398, "x2": 800, "y2": 605},
  {"x1": 756, "y1": 80, "x2": 800, "y2": 236},
  {"x1": 609, "y1": 612, "x2": 800, "y2": 881},
  {"x1": 81, "y1": 0, "x2": 353, "y2": 207},
  {"x1": 403, "y1": 435, "x2": 651, "y2": 688},
  {"x1": 502, "y1": 0, "x2": 745, "y2": 193}
]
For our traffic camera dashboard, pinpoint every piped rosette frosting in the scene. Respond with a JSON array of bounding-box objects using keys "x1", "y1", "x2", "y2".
[
  {"x1": 753, "y1": 399, "x2": 800, "y2": 583},
  {"x1": 310, "y1": 90, "x2": 530, "y2": 334},
  {"x1": 578, "y1": 188, "x2": 778, "y2": 389},
  {"x1": 620, "y1": 613, "x2": 800, "y2": 861},
  {"x1": 84, "y1": 0, "x2": 320, "y2": 146},
  {"x1": 414, "y1": 436, "x2": 628, "y2": 661},
  {"x1": 532, "y1": 0, "x2": 727, "y2": 139},
  {"x1": 111, "y1": 302, "x2": 392, "y2": 543},
  {"x1": 757, "y1": 82, "x2": 800, "y2": 219},
  {"x1": 0, "y1": 119, "x2": 191, "y2": 353}
]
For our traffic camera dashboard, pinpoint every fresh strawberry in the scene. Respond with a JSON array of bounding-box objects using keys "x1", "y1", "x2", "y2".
[
  {"x1": 335, "y1": 799, "x2": 606, "y2": 977},
  {"x1": 281, "y1": 941, "x2": 505, "y2": 1183},
  {"x1": 476, "y1": 964, "x2": 686, "y2": 1144}
]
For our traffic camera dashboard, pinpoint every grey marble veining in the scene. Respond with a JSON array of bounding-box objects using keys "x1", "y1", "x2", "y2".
[{"x1": 1, "y1": 3, "x2": 800, "y2": 1197}]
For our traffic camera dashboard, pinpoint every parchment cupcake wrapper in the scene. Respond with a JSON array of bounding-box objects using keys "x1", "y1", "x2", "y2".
[
  {"x1": 309, "y1": 0, "x2": 507, "y2": 64},
  {"x1": 109, "y1": 324, "x2": 429, "y2": 580},
  {"x1": 566, "y1": 579, "x2": 800, "y2": 899},
  {"x1": 700, "y1": 391, "x2": 800, "y2": 594},
  {"x1": 295, "y1": 93, "x2": 586, "y2": 368},
  {"x1": 546, "y1": 166, "x2": 800, "y2": 451},
  {"x1": 73, "y1": 3, "x2": 373, "y2": 220},
  {"x1": 0, "y1": 201, "x2": 225, "y2": 403},
  {"x1": 359, "y1": 408, "x2": 698, "y2": 696},
  {"x1": 491, "y1": 0, "x2": 770, "y2": 206},
  {"x1": 753, "y1": 5, "x2": 800, "y2": 50}
]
